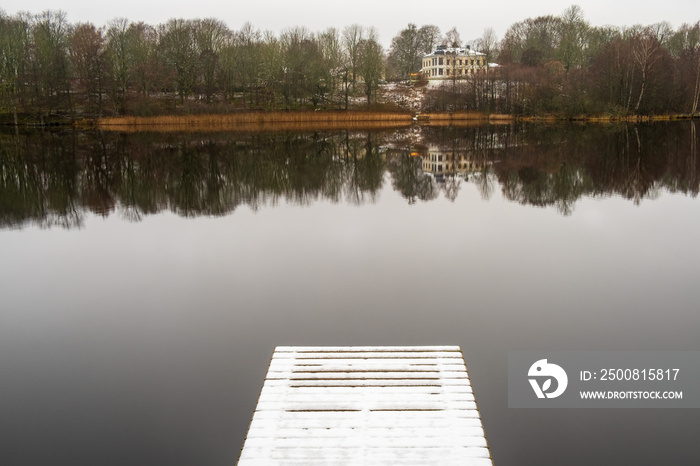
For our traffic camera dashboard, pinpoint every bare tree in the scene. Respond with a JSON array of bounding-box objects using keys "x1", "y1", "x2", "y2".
[
  {"x1": 474, "y1": 27, "x2": 498, "y2": 63},
  {"x1": 193, "y1": 18, "x2": 231, "y2": 102},
  {"x1": 633, "y1": 29, "x2": 662, "y2": 113},
  {"x1": 279, "y1": 26, "x2": 327, "y2": 107},
  {"x1": 106, "y1": 18, "x2": 131, "y2": 113},
  {"x1": 388, "y1": 23, "x2": 442, "y2": 80},
  {"x1": 443, "y1": 27, "x2": 461, "y2": 48},
  {"x1": 219, "y1": 22, "x2": 262, "y2": 106},
  {"x1": 500, "y1": 15, "x2": 562, "y2": 65},
  {"x1": 126, "y1": 22, "x2": 159, "y2": 98},
  {"x1": 558, "y1": 5, "x2": 589, "y2": 70},
  {"x1": 31, "y1": 10, "x2": 73, "y2": 120},
  {"x1": 670, "y1": 22, "x2": 700, "y2": 115},
  {"x1": 317, "y1": 27, "x2": 343, "y2": 106},
  {"x1": 158, "y1": 19, "x2": 198, "y2": 102},
  {"x1": 0, "y1": 11, "x2": 30, "y2": 125},
  {"x1": 70, "y1": 22, "x2": 108, "y2": 116},
  {"x1": 388, "y1": 23, "x2": 423, "y2": 80},
  {"x1": 342, "y1": 24, "x2": 364, "y2": 89},
  {"x1": 358, "y1": 31, "x2": 384, "y2": 107},
  {"x1": 418, "y1": 25, "x2": 441, "y2": 55}
]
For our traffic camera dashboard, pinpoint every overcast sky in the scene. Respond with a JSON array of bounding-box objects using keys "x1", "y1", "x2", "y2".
[{"x1": 4, "y1": 1, "x2": 700, "y2": 47}]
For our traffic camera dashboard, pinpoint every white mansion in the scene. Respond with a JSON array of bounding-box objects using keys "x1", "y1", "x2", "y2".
[{"x1": 421, "y1": 45, "x2": 487, "y2": 79}]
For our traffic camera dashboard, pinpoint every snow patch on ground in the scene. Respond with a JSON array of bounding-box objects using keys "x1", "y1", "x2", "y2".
[{"x1": 378, "y1": 82, "x2": 426, "y2": 111}]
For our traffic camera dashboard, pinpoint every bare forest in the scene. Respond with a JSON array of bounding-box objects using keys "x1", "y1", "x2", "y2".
[{"x1": 1, "y1": 5, "x2": 700, "y2": 123}]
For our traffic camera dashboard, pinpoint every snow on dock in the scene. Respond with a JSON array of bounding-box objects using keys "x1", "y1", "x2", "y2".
[{"x1": 237, "y1": 346, "x2": 493, "y2": 466}]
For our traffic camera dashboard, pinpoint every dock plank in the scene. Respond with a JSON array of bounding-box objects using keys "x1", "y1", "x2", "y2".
[{"x1": 237, "y1": 346, "x2": 493, "y2": 466}]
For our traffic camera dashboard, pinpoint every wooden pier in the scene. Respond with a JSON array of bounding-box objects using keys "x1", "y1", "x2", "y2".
[{"x1": 237, "y1": 346, "x2": 493, "y2": 465}]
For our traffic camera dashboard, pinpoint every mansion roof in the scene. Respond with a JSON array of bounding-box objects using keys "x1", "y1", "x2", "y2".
[{"x1": 424, "y1": 45, "x2": 485, "y2": 58}]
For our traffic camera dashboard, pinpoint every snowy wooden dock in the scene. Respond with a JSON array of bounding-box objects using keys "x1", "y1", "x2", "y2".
[{"x1": 237, "y1": 346, "x2": 493, "y2": 465}]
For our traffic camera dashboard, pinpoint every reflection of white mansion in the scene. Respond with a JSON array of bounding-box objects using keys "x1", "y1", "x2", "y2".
[
  {"x1": 421, "y1": 148, "x2": 485, "y2": 175},
  {"x1": 422, "y1": 45, "x2": 487, "y2": 79}
]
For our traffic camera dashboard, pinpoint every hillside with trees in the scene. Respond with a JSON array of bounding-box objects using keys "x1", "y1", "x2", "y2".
[
  {"x1": 1, "y1": 6, "x2": 699, "y2": 123},
  {"x1": 423, "y1": 6, "x2": 700, "y2": 117}
]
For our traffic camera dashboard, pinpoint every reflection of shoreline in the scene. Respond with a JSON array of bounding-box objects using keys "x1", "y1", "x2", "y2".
[{"x1": 1, "y1": 123, "x2": 698, "y2": 228}]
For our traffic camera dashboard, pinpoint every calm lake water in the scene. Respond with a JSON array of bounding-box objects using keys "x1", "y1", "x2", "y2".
[{"x1": 1, "y1": 123, "x2": 699, "y2": 465}]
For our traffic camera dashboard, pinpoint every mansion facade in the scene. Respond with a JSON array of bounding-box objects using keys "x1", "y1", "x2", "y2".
[{"x1": 422, "y1": 45, "x2": 487, "y2": 79}]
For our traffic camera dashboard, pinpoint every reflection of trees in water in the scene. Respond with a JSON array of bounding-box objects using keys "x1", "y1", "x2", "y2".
[
  {"x1": 577, "y1": 123, "x2": 687, "y2": 210},
  {"x1": 661, "y1": 121, "x2": 699, "y2": 198},
  {"x1": 442, "y1": 175, "x2": 461, "y2": 203},
  {"x1": 345, "y1": 132, "x2": 386, "y2": 205},
  {"x1": 498, "y1": 162, "x2": 590, "y2": 215},
  {"x1": 423, "y1": 122, "x2": 700, "y2": 215},
  {"x1": 471, "y1": 166, "x2": 494, "y2": 201},
  {"x1": 1, "y1": 122, "x2": 700, "y2": 228},
  {"x1": 386, "y1": 153, "x2": 438, "y2": 204},
  {"x1": 0, "y1": 132, "x2": 84, "y2": 228},
  {"x1": 0, "y1": 130, "x2": 387, "y2": 228}
]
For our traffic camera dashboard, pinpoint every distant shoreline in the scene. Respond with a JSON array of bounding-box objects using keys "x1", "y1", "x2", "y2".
[
  {"x1": 4, "y1": 111, "x2": 697, "y2": 132},
  {"x1": 94, "y1": 111, "x2": 413, "y2": 132}
]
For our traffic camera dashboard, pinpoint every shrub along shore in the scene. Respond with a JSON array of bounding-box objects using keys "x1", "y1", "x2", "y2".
[
  {"x1": 92, "y1": 111, "x2": 699, "y2": 132},
  {"x1": 95, "y1": 111, "x2": 413, "y2": 132}
]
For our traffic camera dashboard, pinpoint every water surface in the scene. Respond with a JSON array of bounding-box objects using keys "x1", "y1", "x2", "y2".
[{"x1": 1, "y1": 123, "x2": 699, "y2": 465}]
